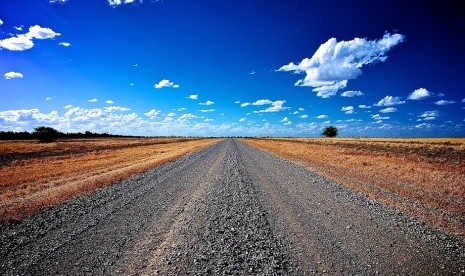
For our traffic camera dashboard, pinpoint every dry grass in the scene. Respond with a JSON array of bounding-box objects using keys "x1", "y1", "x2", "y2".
[
  {"x1": 0, "y1": 138, "x2": 221, "y2": 223},
  {"x1": 243, "y1": 138, "x2": 465, "y2": 238}
]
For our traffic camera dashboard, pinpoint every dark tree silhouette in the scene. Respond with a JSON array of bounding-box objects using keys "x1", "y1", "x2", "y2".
[
  {"x1": 322, "y1": 126, "x2": 338, "y2": 138},
  {"x1": 33, "y1": 126, "x2": 61, "y2": 143}
]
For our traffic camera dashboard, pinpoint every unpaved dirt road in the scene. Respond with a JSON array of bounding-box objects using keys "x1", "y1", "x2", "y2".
[{"x1": 1, "y1": 139, "x2": 464, "y2": 275}]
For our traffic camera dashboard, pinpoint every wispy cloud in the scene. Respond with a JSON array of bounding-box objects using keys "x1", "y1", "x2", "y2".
[
  {"x1": 253, "y1": 100, "x2": 289, "y2": 113},
  {"x1": 154, "y1": 79, "x2": 179, "y2": 89},
  {"x1": 188, "y1": 94, "x2": 198, "y2": 100},
  {"x1": 316, "y1": 114, "x2": 328, "y2": 119},
  {"x1": 249, "y1": 71, "x2": 256, "y2": 75},
  {"x1": 49, "y1": 0, "x2": 68, "y2": 3},
  {"x1": 358, "y1": 104, "x2": 371, "y2": 109},
  {"x1": 108, "y1": 0, "x2": 142, "y2": 6},
  {"x1": 0, "y1": 25, "x2": 61, "y2": 51},
  {"x1": 105, "y1": 100, "x2": 114, "y2": 104},
  {"x1": 341, "y1": 90, "x2": 364, "y2": 97},
  {"x1": 4, "y1": 71, "x2": 23, "y2": 79},
  {"x1": 435, "y1": 100, "x2": 455, "y2": 105},
  {"x1": 417, "y1": 110, "x2": 438, "y2": 121},
  {"x1": 379, "y1": 107, "x2": 397, "y2": 113},
  {"x1": 240, "y1": 102, "x2": 250, "y2": 107},
  {"x1": 88, "y1": 98, "x2": 98, "y2": 103},
  {"x1": 375, "y1": 95, "x2": 405, "y2": 106},
  {"x1": 199, "y1": 100, "x2": 214, "y2": 106},
  {"x1": 371, "y1": 114, "x2": 390, "y2": 120},
  {"x1": 199, "y1": 109, "x2": 215, "y2": 113},
  {"x1": 278, "y1": 33, "x2": 404, "y2": 98},
  {"x1": 408, "y1": 88, "x2": 433, "y2": 100},
  {"x1": 300, "y1": 114, "x2": 308, "y2": 119},
  {"x1": 58, "y1": 42, "x2": 71, "y2": 47}
]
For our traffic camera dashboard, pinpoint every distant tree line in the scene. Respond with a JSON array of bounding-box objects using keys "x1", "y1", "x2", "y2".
[{"x1": 0, "y1": 126, "x2": 132, "y2": 142}]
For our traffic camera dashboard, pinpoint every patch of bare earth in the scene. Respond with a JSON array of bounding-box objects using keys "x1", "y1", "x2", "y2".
[
  {"x1": 242, "y1": 138, "x2": 465, "y2": 238},
  {"x1": 0, "y1": 138, "x2": 221, "y2": 223}
]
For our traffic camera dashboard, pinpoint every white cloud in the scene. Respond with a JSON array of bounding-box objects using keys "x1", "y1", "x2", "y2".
[
  {"x1": 292, "y1": 111, "x2": 299, "y2": 115},
  {"x1": 0, "y1": 109, "x2": 59, "y2": 123},
  {"x1": 278, "y1": 33, "x2": 405, "y2": 98},
  {"x1": 199, "y1": 100, "x2": 214, "y2": 106},
  {"x1": 435, "y1": 100, "x2": 455, "y2": 105},
  {"x1": 379, "y1": 107, "x2": 397, "y2": 113},
  {"x1": 144, "y1": 109, "x2": 161, "y2": 119},
  {"x1": 316, "y1": 114, "x2": 328, "y2": 119},
  {"x1": 253, "y1": 100, "x2": 290, "y2": 113},
  {"x1": 358, "y1": 104, "x2": 371, "y2": 109},
  {"x1": 204, "y1": 118, "x2": 214, "y2": 122},
  {"x1": 341, "y1": 106, "x2": 355, "y2": 114},
  {"x1": 249, "y1": 71, "x2": 256, "y2": 75},
  {"x1": 176, "y1": 107, "x2": 187, "y2": 112},
  {"x1": 418, "y1": 110, "x2": 438, "y2": 121},
  {"x1": 415, "y1": 123, "x2": 432, "y2": 129},
  {"x1": 59, "y1": 42, "x2": 71, "y2": 47},
  {"x1": 49, "y1": 0, "x2": 68, "y2": 3},
  {"x1": 63, "y1": 105, "x2": 73, "y2": 109},
  {"x1": 104, "y1": 106, "x2": 131, "y2": 112},
  {"x1": 0, "y1": 19, "x2": 3, "y2": 26},
  {"x1": 239, "y1": 118, "x2": 246, "y2": 122},
  {"x1": 375, "y1": 95, "x2": 405, "y2": 106},
  {"x1": 105, "y1": 100, "x2": 114, "y2": 104},
  {"x1": 341, "y1": 90, "x2": 364, "y2": 97},
  {"x1": 408, "y1": 88, "x2": 433, "y2": 100},
  {"x1": 88, "y1": 98, "x2": 98, "y2": 103},
  {"x1": 234, "y1": 101, "x2": 241, "y2": 104},
  {"x1": 281, "y1": 117, "x2": 292, "y2": 125},
  {"x1": 45, "y1": 97, "x2": 53, "y2": 101},
  {"x1": 166, "y1": 112, "x2": 175, "y2": 117},
  {"x1": 240, "y1": 102, "x2": 250, "y2": 107},
  {"x1": 178, "y1": 113, "x2": 196, "y2": 122},
  {"x1": 188, "y1": 94, "x2": 198, "y2": 100},
  {"x1": 298, "y1": 107, "x2": 304, "y2": 111},
  {"x1": 154, "y1": 79, "x2": 179, "y2": 89},
  {"x1": 4, "y1": 71, "x2": 23, "y2": 79},
  {"x1": 300, "y1": 114, "x2": 308, "y2": 119},
  {"x1": 462, "y1": 98, "x2": 465, "y2": 103},
  {"x1": 108, "y1": 0, "x2": 142, "y2": 5},
  {"x1": 371, "y1": 114, "x2": 390, "y2": 120},
  {"x1": 199, "y1": 109, "x2": 215, "y2": 113},
  {"x1": 14, "y1": 26, "x2": 23, "y2": 31},
  {"x1": 0, "y1": 25, "x2": 61, "y2": 51}
]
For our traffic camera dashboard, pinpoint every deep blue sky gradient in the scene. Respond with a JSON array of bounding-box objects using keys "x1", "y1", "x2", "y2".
[{"x1": 1, "y1": 0, "x2": 464, "y2": 136}]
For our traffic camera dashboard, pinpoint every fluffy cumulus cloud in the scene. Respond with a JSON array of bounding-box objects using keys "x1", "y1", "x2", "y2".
[
  {"x1": 105, "y1": 100, "x2": 114, "y2": 104},
  {"x1": 435, "y1": 100, "x2": 455, "y2": 105},
  {"x1": 341, "y1": 106, "x2": 355, "y2": 114},
  {"x1": 371, "y1": 114, "x2": 390, "y2": 120},
  {"x1": 418, "y1": 110, "x2": 438, "y2": 121},
  {"x1": 188, "y1": 94, "x2": 198, "y2": 100},
  {"x1": 88, "y1": 98, "x2": 98, "y2": 103},
  {"x1": 0, "y1": 25, "x2": 61, "y2": 51},
  {"x1": 358, "y1": 104, "x2": 371, "y2": 109},
  {"x1": 4, "y1": 71, "x2": 23, "y2": 79},
  {"x1": 154, "y1": 79, "x2": 179, "y2": 89},
  {"x1": 341, "y1": 90, "x2": 364, "y2": 97},
  {"x1": 278, "y1": 33, "x2": 405, "y2": 98},
  {"x1": 300, "y1": 114, "x2": 308, "y2": 119},
  {"x1": 316, "y1": 114, "x2": 328, "y2": 119},
  {"x1": 239, "y1": 118, "x2": 246, "y2": 122},
  {"x1": 280, "y1": 117, "x2": 291, "y2": 125},
  {"x1": 0, "y1": 109, "x2": 59, "y2": 123},
  {"x1": 240, "y1": 102, "x2": 250, "y2": 107},
  {"x1": 0, "y1": 19, "x2": 3, "y2": 26},
  {"x1": 199, "y1": 100, "x2": 214, "y2": 106},
  {"x1": 379, "y1": 107, "x2": 397, "y2": 113},
  {"x1": 408, "y1": 88, "x2": 433, "y2": 100},
  {"x1": 375, "y1": 95, "x2": 405, "y2": 106},
  {"x1": 144, "y1": 109, "x2": 161, "y2": 119}
]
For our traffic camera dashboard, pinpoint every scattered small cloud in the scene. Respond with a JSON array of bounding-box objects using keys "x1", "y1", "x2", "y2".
[
  {"x1": 415, "y1": 123, "x2": 432, "y2": 129},
  {"x1": 234, "y1": 101, "x2": 241, "y2": 104},
  {"x1": 239, "y1": 118, "x2": 246, "y2": 122},
  {"x1": 14, "y1": 26, "x2": 23, "y2": 31},
  {"x1": 249, "y1": 71, "x2": 256, "y2": 75},
  {"x1": 316, "y1": 114, "x2": 328, "y2": 119},
  {"x1": 105, "y1": 100, "x2": 114, "y2": 104},
  {"x1": 49, "y1": 0, "x2": 68, "y2": 3},
  {"x1": 462, "y1": 98, "x2": 465, "y2": 103},
  {"x1": 63, "y1": 105, "x2": 73, "y2": 109},
  {"x1": 358, "y1": 104, "x2": 371, "y2": 109},
  {"x1": 371, "y1": 114, "x2": 390, "y2": 120},
  {"x1": 133, "y1": 64, "x2": 138, "y2": 67},
  {"x1": 300, "y1": 114, "x2": 308, "y2": 119},
  {"x1": 4, "y1": 71, "x2": 23, "y2": 79},
  {"x1": 240, "y1": 102, "x2": 251, "y2": 107},
  {"x1": 292, "y1": 111, "x2": 299, "y2": 115},
  {"x1": 199, "y1": 109, "x2": 215, "y2": 113},
  {"x1": 298, "y1": 107, "x2": 304, "y2": 111},
  {"x1": 253, "y1": 100, "x2": 290, "y2": 113},
  {"x1": 281, "y1": 117, "x2": 292, "y2": 125},
  {"x1": 144, "y1": 109, "x2": 161, "y2": 119},
  {"x1": 418, "y1": 110, "x2": 438, "y2": 121},
  {"x1": 375, "y1": 95, "x2": 405, "y2": 106},
  {"x1": 130, "y1": 83, "x2": 134, "y2": 86},
  {"x1": 435, "y1": 100, "x2": 455, "y2": 105},
  {"x1": 408, "y1": 88, "x2": 433, "y2": 100},
  {"x1": 188, "y1": 94, "x2": 198, "y2": 100},
  {"x1": 58, "y1": 42, "x2": 71, "y2": 47},
  {"x1": 154, "y1": 79, "x2": 179, "y2": 89},
  {"x1": 45, "y1": 97, "x2": 52, "y2": 101},
  {"x1": 0, "y1": 25, "x2": 61, "y2": 51},
  {"x1": 278, "y1": 33, "x2": 405, "y2": 98},
  {"x1": 199, "y1": 100, "x2": 214, "y2": 106},
  {"x1": 88, "y1": 98, "x2": 98, "y2": 103},
  {"x1": 108, "y1": 0, "x2": 142, "y2": 6},
  {"x1": 0, "y1": 19, "x2": 3, "y2": 26},
  {"x1": 341, "y1": 106, "x2": 355, "y2": 114},
  {"x1": 341, "y1": 90, "x2": 364, "y2": 97},
  {"x1": 252, "y1": 99, "x2": 273, "y2": 105},
  {"x1": 204, "y1": 118, "x2": 214, "y2": 122},
  {"x1": 379, "y1": 107, "x2": 397, "y2": 113}
]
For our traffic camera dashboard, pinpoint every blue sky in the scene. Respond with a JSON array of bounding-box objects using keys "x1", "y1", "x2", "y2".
[{"x1": 1, "y1": 0, "x2": 464, "y2": 137}]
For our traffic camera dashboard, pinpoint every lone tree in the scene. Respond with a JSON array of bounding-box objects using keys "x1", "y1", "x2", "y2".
[
  {"x1": 33, "y1": 126, "x2": 60, "y2": 143},
  {"x1": 322, "y1": 126, "x2": 338, "y2": 138}
]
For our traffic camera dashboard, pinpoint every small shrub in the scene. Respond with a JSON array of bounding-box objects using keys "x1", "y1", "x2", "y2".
[
  {"x1": 322, "y1": 126, "x2": 338, "y2": 138},
  {"x1": 33, "y1": 126, "x2": 60, "y2": 143}
]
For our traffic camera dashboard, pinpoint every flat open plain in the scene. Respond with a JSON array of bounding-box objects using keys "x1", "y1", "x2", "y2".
[{"x1": 1, "y1": 138, "x2": 464, "y2": 275}]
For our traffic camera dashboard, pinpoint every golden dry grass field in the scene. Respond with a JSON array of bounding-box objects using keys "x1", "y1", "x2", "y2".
[
  {"x1": 243, "y1": 137, "x2": 465, "y2": 238},
  {"x1": 0, "y1": 138, "x2": 221, "y2": 222}
]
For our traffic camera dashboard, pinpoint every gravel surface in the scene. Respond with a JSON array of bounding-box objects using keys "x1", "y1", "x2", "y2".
[{"x1": 1, "y1": 138, "x2": 464, "y2": 275}]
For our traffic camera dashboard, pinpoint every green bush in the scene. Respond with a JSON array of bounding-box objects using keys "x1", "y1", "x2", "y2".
[
  {"x1": 322, "y1": 126, "x2": 338, "y2": 138},
  {"x1": 33, "y1": 126, "x2": 60, "y2": 143}
]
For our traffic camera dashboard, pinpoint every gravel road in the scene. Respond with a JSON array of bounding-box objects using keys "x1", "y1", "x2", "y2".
[{"x1": 1, "y1": 139, "x2": 464, "y2": 275}]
